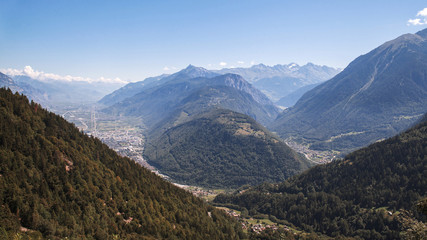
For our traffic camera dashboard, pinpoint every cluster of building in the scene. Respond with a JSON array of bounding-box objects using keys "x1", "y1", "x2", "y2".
[
  {"x1": 91, "y1": 128, "x2": 155, "y2": 170},
  {"x1": 244, "y1": 223, "x2": 281, "y2": 233},
  {"x1": 172, "y1": 184, "x2": 216, "y2": 199},
  {"x1": 242, "y1": 220, "x2": 288, "y2": 234},
  {"x1": 189, "y1": 188, "x2": 215, "y2": 198},
  {"x1": 285, "y1": 141, "x2": 336, "y2": 164},
  {"x1": 222, "y1": 208, "x2": 290, "y2": 234}
]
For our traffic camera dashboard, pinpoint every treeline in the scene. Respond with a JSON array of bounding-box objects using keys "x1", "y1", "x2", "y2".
[
  {"x1": 0, "y1": 88, "x2": 244, "y2": 239},
  {"x1": 215, "y1": 117, "x2": 427, "y2": 239}
]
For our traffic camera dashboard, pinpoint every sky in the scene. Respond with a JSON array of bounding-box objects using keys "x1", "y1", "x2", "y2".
[{"x1": 1, "y1": 0, "x2": 427, "y2": 83}]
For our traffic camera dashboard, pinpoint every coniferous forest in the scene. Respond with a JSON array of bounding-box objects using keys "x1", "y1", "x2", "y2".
[
  {"x1": 144, "y1": 109, "x2": 311, "y2": 189},
  {"x1": 0, "y1": 88, "x2": 244, "y2": 239},
  {"x1": 215, "y1": 116, "x2": 427, "y2": 239},
  {"x1": 1, "y1": 85, "x2": 427, "y2": 239}
]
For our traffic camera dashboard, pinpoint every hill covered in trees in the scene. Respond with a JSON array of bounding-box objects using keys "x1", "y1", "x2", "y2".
[
  {"x1": 215, "y1": 116, "x2": 427, "y2": 239},
  {"x1": 144, "y1": 109, "x2": 312, "y2": 189},
  {"x1": 0, "y1": 88, "x2": 244, "y2": 239}
]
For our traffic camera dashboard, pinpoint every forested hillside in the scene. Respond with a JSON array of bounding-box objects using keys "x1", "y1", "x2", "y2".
[
  {"x1": 215, "y1": 116, "x2": 427, "y2": 239},
  {"x1": 144, "y1": 109, "x2": 311, "y2": 188},
  {"x1": 0, "y1": 88, "x2": 244, "y2": 239}
]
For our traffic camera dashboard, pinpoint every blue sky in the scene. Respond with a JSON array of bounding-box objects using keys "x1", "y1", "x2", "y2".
[{"x1": 1, "y1": 0, "x2": 427, "y2": 82}]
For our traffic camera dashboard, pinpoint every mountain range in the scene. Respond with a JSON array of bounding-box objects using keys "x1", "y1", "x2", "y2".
[
  {"x1": 12, "y1": 75, "x2": 124, "y2": 106},
  {"x1": 102, "y1": 66, "x2": 280, "y2": 128},
  {"x1": 0, "y1": 72, "x2": 48, "y2": 105},
  {"x1": 0, "y1": 71, "x2": 125, "y2": 108},
  {"x1": 99, "y1": 65, "x2": 218, "y2": 106},
  {"x1": 271, "y1": 29, "x2": 427, "y2": 152},
  {"x1": 215, "y1": 63, "x2": 340, "y2": 103},
  {"x1": 100, "y1": 63, "x2": 340, "y2": 108}
]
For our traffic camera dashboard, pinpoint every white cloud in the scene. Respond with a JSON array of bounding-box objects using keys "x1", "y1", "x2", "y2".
[
  {"x1": 417, "y1": 8, "x2": 427, "y2": 17},
  {"x1": 250, "y1": 60, "x2": 256, "y2": 65},
  {"x1": 219, "y1": 62, "x2": 227, "y2": 66},
  {"x1": 96, "y1": 76, "x2": 126, "y2": 84},
  {"x1": 1, "y1": 66, "x2": 126, "y2": 84},
  {"x1": 408, "y1": 18, "x2": 425, "y2": 25},
  {"x1": 163, "y1": 66, "x2": 177, "y2": 71},
  {"x1": 237, "y1": 61, "x2": 244, "y2": 64},
  {"x1": 2, "y1": 68, "x2": 22, "y2": 76},
  {"x1": 408, "y1": 8, "x2": 427, "y2": 25}
]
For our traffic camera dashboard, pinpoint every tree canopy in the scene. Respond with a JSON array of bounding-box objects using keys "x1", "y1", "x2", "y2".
[{"x1": 0, "y1": 88, "x2": 244, "y2": 239}]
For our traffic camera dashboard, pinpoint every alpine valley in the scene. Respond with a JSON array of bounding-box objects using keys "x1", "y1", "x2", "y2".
[
  {"x1": 101, "y1": 65, "x2": 314, "y2": 189},
  {"x1": 1, "y1": 24, "x2": 427, "y2": 239}
]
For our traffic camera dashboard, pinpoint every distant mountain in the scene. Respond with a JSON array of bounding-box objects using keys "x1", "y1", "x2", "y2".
[
  {"x1": 103, "y1": 71, "x2": 280, "y2": 128},
  {"x1": 0, "y1": 72, "x2": 22, "y2": 95},
  {"x1": 98, "y1": 75, "x2": 167, "y2": 106},
  {"x1": 271, "y1": 29, "x2": 427, "y2": 152},
  {"x1": 0, "y1": 72, "x2": 15, "y2": 87},
  {"x1": 0, "y1": 88, "x2": 243, "y2": 239},
  {"x1": 99, "y1": 65, "x2": 219, "y2": 106},
  {"x1": 275, "y1": 82, "x2": 322, "y2": 107},
  {"x1": 11, "y1": 75, "x2": 124, "y2": 106},
  {"x1": 0, "y1": 72, "x2": 48, "y2": 104},
  {"x1": 1, "y1": 71, "x2": 124, "y2": 108},
  {"x1": 149, "y1": 85, "x2": 280, "y2": 136},
  {"x1": 100, "y1": 63, "x2": 339, "y2": 107},
  {"x1": 216, "y1": 63, "x2": 340, "y2": 101},
  {"x1": 215, "y1": 114, "x2": 427, "y2": 239},
  {"x1": 144, "y1": 109, "x2": 312, "y2": 189}
]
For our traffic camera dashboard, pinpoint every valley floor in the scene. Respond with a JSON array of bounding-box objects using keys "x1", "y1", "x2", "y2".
[{"x1": 284, "y1": 140, "x2": 339, "y2": 164}]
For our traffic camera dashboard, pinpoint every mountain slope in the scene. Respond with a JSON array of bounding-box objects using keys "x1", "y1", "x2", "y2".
[
  {"x1": 144, "y1": 109, "x2": 311, "y2": 189},
  {"x1": 0, "y1": 73, "x2": 16, "y2": 88},
  {"x1": 216, "y1": 63, "x2": 340, "y2": 101},
  {"x1": 99, "y1": 65, "x2": 219, "y2": 106},
  {"x1": 98, "y1": 75, "x2": 167, "y2": 106},
  {"x1": 271, "y1": 29, "x2": 427, "y2": 152},
  {"x1": 1, "y1": 72, "x2": 124, "y2": 108},
  {"x1": 12, "y1": 75, "x2": 124, "y2": 106},
  {"x1": 0, "y1": 88, "x2": 244, "y2": 239},
  {"x1": 100, "y1": 63, "x2": 339, "y2": 107},
  {"x1": 147, "y1": 85, "x2": 280, "y2": 137},
  {"x1": 215, "y1": 115, "x2": 427, "y2": 239},
  {"x1": 275, "y1": 82, "x2": 322, "y2": 107},
  {"x1": 103, "y1": 73, "x2": 280, "y2": 128},
  {"x1": 0, "y1": 72, "x2": 48, "y2": 105}
]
